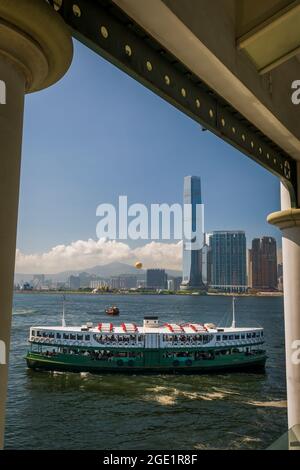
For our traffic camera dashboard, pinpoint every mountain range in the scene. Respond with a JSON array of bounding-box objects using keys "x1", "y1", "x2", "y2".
[{"x1": 14, "y1": 262, "x2": 182, "y2": 283}]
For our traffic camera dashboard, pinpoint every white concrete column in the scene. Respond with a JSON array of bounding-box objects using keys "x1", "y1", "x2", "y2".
[
  {"x1": 0, "y1": 0, "x2": 73, "y2": 449},
  {"x1": 267, "y1": 182, "x2": 300, "y2": 431}
]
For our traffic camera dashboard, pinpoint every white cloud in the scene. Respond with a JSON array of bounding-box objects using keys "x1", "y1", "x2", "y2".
[{"x1": 15, "y1": 238, "x2": 182, "y2": 274}]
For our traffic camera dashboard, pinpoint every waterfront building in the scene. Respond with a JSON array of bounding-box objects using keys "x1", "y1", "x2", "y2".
[
  {"x1": 173, "y1": 277, "x2": 182, "y2": 291},
  {"x1": 69, "y1": 275, "x2": 80, "y2": 290},
  {"x1": 167, "y1": 279, "x2": 175, "y2": 291},
  {"x1": 251, "y1": 237, "x2": 278, "y2": 290},
  {"x1": 181, "y1": 176, "x2": 204, "y2": 290},
  {"x1": 109, "y1": 275, "x2": 137, "y2": 290},
  {"x1": 146, "y1": 269, "x2": 167, "y2": 290},
  {"x1": 32, "y1": 274, "x2": 45, "y2": 290},
  {"x1": 90, "y1": 279, "x2": 109, "y2": 290},
  {"x1": 248, "y1": 249, "x2": 253, "y2": 288},
  {"x1": 210, "y1": 231, "x2": 247, "y2": 292}
]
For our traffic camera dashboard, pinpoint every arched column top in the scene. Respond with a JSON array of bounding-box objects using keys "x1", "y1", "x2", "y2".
[
  {"x1": 267, "y1": 209, "x2": 300, "y2": 229},
  {"x1": 0, "y1": 0, "x2": 73, "y2": 92}
]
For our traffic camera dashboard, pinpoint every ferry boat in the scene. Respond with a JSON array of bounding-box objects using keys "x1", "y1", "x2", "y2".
[{"x1": 25, "y1": 298, "x2": 267, "y2": 374}]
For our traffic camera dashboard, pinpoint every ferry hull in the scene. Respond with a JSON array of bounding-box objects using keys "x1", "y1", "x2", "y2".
[{"x1": 26, "y1": 351, "x2": 267, "y2": 375}]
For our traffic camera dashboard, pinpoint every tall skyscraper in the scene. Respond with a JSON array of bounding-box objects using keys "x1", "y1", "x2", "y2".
[
  {"x1": 146, "y1": 269, "x2": 167, "y2": 289},
  {"x1": 181, "y1": 176, "x2": 203, "y2": 290},
  {"x1": 211, "y1": 231, "x2": 247, "y2": 292},
  {"x1": 251, "y1": 237, "x2": 277, "y2": 290}
]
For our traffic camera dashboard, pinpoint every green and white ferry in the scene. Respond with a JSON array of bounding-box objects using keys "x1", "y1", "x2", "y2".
[{"x1": 26, "y1": 298, "x2": 267, "y2": 374}]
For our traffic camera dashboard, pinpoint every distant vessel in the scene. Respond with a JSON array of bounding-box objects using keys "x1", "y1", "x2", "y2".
[
  {"x1": 105, "y1": 306, "x2": 120, "y2": 316},
  {"x1": 26, "y1": 298, "x2": 267, "y2": 374}
]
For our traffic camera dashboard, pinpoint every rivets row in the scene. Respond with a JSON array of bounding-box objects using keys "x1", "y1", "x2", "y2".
[
  {"x1": 68, "y1": 3, "x2": 290, "y2": 180},
  {"x1": 219, "y1": 115, "x2": 286, "y2": 174}
]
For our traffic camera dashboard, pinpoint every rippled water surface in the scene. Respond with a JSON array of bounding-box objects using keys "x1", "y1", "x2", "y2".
[{"x1": 5, "y1": 293, "x2": 287, "y2": 449}]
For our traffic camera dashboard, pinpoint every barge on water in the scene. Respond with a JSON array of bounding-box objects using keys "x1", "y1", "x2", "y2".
[{"x1": 26, "y1": 304, "x2": 267, "y2": 375}]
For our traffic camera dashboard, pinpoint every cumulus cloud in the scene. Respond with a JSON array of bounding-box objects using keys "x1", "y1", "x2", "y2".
[{"x1": 15, "y1": 238, "x2": 182, "y2": 274}]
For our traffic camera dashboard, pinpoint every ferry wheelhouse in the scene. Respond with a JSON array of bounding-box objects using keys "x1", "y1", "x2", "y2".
[{"x1": 26, "y1": 304, "x2": 267, "y2": 374}]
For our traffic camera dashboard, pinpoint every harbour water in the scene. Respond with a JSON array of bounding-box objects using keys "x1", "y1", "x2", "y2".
[{"x1": 5, "y1": 293, "x2": 287, "y2": 450}]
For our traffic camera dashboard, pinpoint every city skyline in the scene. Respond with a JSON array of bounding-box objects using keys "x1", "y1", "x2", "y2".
[{"x1": 16, "y1": 40, "x2": 281, "y2": 274}]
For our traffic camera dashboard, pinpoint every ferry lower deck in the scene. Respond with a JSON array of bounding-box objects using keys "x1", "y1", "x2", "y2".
[{"x1": 26, "y1": 345, "x2": 267, "y2": 374}]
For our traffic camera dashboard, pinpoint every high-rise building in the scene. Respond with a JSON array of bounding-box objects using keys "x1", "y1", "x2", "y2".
[
  {"x1": 146, "y1": 269, "x2": 167, "y2": 289},
  {"x1": 251, "y1": 237, "x2": 277, "y2": 290},
  {"x1": 210, "y1": 231, "x2": 247, "y2": 292},
  {"x1": 248, "y1": 249, "x2": 253, "y2": 288},
  {"x1": 69, "y1": 275, "x2": 80, "y2": 290},
  {"x1": 181, "y1": 176, "x2": 203, "y2": 290}
]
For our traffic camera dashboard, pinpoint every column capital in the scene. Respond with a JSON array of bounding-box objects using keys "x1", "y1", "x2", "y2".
[
  {"x1": 267, "y1": 209, "x2": 300, "y2": 230},
  {"x1": 0, "y1": 0, "x2": 73, "y2": 93}
]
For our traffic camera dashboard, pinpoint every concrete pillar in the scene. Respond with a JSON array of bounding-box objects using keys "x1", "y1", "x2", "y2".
[
  {"x1": 267, "y1": 182, "x2": 300, "y2": 431},
  {"x1": 0, "y1": 0, "x2": 73, "y2": 449}
]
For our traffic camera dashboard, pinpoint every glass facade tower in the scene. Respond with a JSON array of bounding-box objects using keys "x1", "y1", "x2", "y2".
[
  {"x1": 211, "y1": 231, "x2": 247, "y2": 292},
  {"x1": 181, "y1": 176, "x2": 203, "y2": 290}
]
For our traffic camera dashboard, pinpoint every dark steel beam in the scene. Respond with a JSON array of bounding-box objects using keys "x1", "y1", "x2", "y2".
[{"x1": 50, "y1": 0, "x2": 298, "y2": 206}]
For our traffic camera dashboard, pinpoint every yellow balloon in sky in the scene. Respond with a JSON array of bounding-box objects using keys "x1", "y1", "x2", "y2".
[{"x1": 135, "y1": 261, "x2": 143, "y2": 270}]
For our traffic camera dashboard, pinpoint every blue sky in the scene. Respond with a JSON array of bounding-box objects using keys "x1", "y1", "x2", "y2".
[{"x1": 16, "y1": 40, "x2": 281, "y2": 272}]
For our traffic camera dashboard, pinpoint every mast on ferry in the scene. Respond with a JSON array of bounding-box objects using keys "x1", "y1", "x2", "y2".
[
  {"x1": 62, "y1": 295, "x2": 66, "y2": 327},
  {"x1": 231, "y1": 296, "x2": 236, "y2": 329}
]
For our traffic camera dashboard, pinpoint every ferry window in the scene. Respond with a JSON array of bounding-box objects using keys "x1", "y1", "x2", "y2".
[
  {"x1": 261, "y1": 331, "x2": 264, "y2": 337},
  {"x1": 229, "y1": 335, "x2": 233, "y2": 340},
  {"x1": 77, "y1": 334, "x2": 83, "y2": 340},
  {"x1": 223, "y1": 335, "x2": 228, "y2": 340},
  {"x1": 241, "y1": 334, "x2": 245, "y2": 339},
  {"x1": 247, "y1": 333, "x2": 251, "y2": 339},
  {"x1": 85, "y1": 335, "x2": 90, "y2": 341},
  {"x1": 37, "y1": 331, "x2": 41, "y2": 337},
  {"x1": 70, "y1": 334, "x2": 76, "y2": 340},
  {"x1": 256, "y1": 332, "x2": 260, "y2": 338},
  {"x1": 32, "y1": 331, "x2": 36, "y2": 337},
  {"x1": 235, "y1": 335, "x2": 240, "y2": 340},
  {"x1": 63, "y1": 333, "x2": 69, "y2": 340},
  {"x1": 216, "y1": 335, "x2": 221, "y2": 341},
  {"x1": 43, "y1": 332, "x2": 47, "y2": 337},
  {"x1": 252, "y1": 333, "x2": 256, "y2": 338},
  {"x1": 56, "y1": 333, "x2": 61, "y2": 339}
]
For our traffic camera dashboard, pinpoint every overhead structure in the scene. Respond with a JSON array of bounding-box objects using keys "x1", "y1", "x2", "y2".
[{"x1": 52, "y1": 0, "x2": 300, "y2": 206}]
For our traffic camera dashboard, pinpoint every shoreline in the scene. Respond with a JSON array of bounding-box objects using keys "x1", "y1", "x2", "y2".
[{"x1": 13, "y1": 290, "x2": 283, "y2": 298}]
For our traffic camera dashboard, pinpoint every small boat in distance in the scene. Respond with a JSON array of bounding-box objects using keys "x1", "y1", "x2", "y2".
[
  {"x1": 105, "y1": 306, "x2": 120, "y2": 316},
  {"x1": 25, "y1": 297, "x2": 267, "y2": 374}
]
